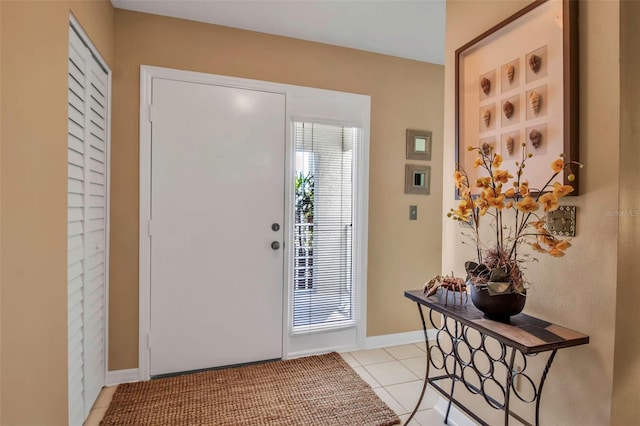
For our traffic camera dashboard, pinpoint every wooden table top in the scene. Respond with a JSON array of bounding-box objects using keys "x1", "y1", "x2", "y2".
[{"x1": 405, "y1": 290, "x2": 589, "y2": 354}]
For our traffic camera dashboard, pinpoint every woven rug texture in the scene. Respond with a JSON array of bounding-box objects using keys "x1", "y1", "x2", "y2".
[{"x1": 100, "y1": 352, "x2": 400, "y2": 425}]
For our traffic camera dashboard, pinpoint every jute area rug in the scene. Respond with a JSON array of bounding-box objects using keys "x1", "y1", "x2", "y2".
[{"x1": 100, "y1": 352, "x2": 400, "y2": 425}]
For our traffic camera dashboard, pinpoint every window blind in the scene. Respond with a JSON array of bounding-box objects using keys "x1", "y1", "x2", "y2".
[{"x1": 292, "y1": 122, "x2": 360, "y2": 333}]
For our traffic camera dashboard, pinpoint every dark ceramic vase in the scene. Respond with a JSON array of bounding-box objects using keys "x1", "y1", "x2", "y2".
[{"x1": 469, "y1": 285, "x2": 526, "y2": 323}]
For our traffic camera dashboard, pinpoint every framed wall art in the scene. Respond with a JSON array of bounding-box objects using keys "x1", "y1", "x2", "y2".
[
  {"x1": 405, "y1": 164, "x2": 431, "y2": 195},
  {"x1": 406, "y1": 129, "x2": 432, "y2": 161},
  {"x1": 455, "y1": 0, "x2": 579, "y2": 197}
]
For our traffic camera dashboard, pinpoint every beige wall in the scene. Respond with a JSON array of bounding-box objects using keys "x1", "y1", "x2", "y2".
[
  {"x1": 443, "y1": 1, "x2": 620, "y2": 425},
  {"x1": 110, "y1": 10, "x2": 444, "y2": 370},
  {"x1": 611, "y1": 1, "x2": 640, "y2": 424},
  {"x1": 0, "y1": 1, "x2": 114, "y2": 424}
]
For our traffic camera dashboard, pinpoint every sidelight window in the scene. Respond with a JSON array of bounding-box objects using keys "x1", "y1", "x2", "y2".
[{"x1": 292, "y1": 122, "x2": 359, "y2": 332}]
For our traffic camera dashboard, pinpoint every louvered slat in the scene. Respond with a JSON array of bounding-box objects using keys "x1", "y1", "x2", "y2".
[
  {"x1": 90, "y1": 144, "x2": 105, "y2": 160},
  {"x1": 89, "y1": 194, "x2": 105, "y2": 208},
  {"x1": 68, "y1": 166, "x2": 83, "y2": 184},
  {"x1": 68, "y1": 148, "x2": 84, "y2": 167},
  {"x1": 68, "y1": 234, "x2": 83, "y2": 251},
  {"x1": 68, "y1": 276, "x2": 83, "y2": 296},
  {"x1": 68, "y1": 178, "x2": 84, "y2": 195},
  {"x1": 67, "y1": 263, "x2": 83, "y2": 281},
  {"x1": 68, "y1": 119, "x2": 84, "y2": 141},
  {"x1": 89, "y1": 97, "x2": 104, "y2": 118},
  {"x1": 68, "y1": 134, "x2": 84, "y2": 156},
  {"x1": 68, "y1": 103, "x2": 84, "y2": 127},
  {"x1": 68, "y1": 246, "x2": 84, "y2": 266},
  {"x1": 68, "y1": 206, "x2": 83, "y2": 222},
  {"x1": 89, "y1": 157, "x2": 105, "y2": 174},
  {"x1": 68, "y1": 82, "x2": 85, "y2": 113},
  {"x1": 87, "y1": 217, "x2": 104, "y2": 232},
  {"x1": 69, "y1": 193, "x2": 84, "y2": 208},
  {"x1": 90, "y1": 135, "x2": 105, "y2": 151},
  {"x1": 68, "y1": 221, "x2": 83, "y2": 238}
]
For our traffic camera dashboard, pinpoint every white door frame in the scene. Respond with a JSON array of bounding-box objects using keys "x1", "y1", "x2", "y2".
[{"x1": 138, "y1": 66, "x2": 370, "y2": 381}]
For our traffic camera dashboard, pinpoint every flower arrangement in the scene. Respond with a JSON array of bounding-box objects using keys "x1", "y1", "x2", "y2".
[{"x1": 449, "y1": 142, "x2": 582, "y2": 295}]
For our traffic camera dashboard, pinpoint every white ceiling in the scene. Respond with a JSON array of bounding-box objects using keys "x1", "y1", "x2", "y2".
[{"x1": 111, "y1": 0, "x2": 446, "y2": 64}]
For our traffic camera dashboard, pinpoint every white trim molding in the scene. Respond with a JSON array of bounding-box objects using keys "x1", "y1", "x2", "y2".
[
  {"x1": 434, "y1": 397, "x2": 476, "y2": 426},
  {"x1": 139, "y1": 65, "x2": 370, "y2": 380},
  {"x1": 105, "y1": 369, "x2": 140, "y2": 386},
  {"x1": 365, "y1": 329, "x2": 437, "y2": 350}
]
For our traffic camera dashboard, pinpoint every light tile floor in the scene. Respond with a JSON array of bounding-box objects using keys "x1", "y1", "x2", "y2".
[
  {"x1": 343, "y1": 344, "x2": 446, "y2": 426},
  {"x1": 84, "y1": 343, "x2": 445, "y2": 426}
]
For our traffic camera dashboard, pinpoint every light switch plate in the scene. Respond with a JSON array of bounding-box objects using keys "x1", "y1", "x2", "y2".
[
  {"x1": 546, "y1": 206, "x2": 576, "y2": 237},
  {"x1": 409, "y1": 205, "x2": 418, "y2": 220}
]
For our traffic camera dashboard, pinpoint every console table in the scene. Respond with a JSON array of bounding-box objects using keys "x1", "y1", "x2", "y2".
[{"x1": 404, "y1": 290, "x2": 589, "y2": 426}]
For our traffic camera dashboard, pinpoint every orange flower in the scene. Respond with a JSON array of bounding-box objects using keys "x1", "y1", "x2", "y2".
[
  {"x1": 493, "y1": 169, "x2": 513, "y2": 184},
  {"x1": 454, "y1": 171, "x2": 467, "y2": 190},
  {"x1": 539, "y1": 193, "x2": 559, "y2": 212},
  {"x1": 531, "y1": 242, "x2": 548, "y2": 253},
  {"x1": 551, "y1": 158, "x2": 564, "y2": 173},
  {"x1": 476, "y1": 177, "x2": 492, "y2": 188},
  {"x1": 552, "y1": 182, "x2": 574, "y2": 197},
  {"x1": 519, "y1": 181, "x2": 530, "y2": 196},
  {"x1": 531, "y1": 220, "x2": 547, "y2": 233},
  {"x1": 538, "y1": 234, "x2": 556, "y2": 247},
  {"x1": 505, "y1": 201, "x2": 514, "y2": 209},
  {"x1": 474, "y1": 196, "x2": 490, "y2": 216},
  {"x1": 482, "y1": 187, "x2": 496, "y2": 198},
  {"x1": 504, "y1": 188, "x2": 516, "y2": 198},
  {"x1": 555, "y1": 240, "x2": 572, "y2": 251},
  {"x1": 485, "y1": 194, "x2": 505, "y2": 209},
  {"x1": 492, "y1": 154, "x2": 503, "y2": 168},
  {"x1": 474, "y1": 157, "x2": 483, "y2": 168},
  {"x1": 549, "y1": 248, "x2": 566, "y2": 257},
  {"x1": 454, "y1": 199, "x2": 474, "y2": 220},
  {"x1": 516, "y1": 196, "x2": 539, "y2": 212},
  {"x1": 481, "y1": 187, "x2": 505, "y2": 210}
]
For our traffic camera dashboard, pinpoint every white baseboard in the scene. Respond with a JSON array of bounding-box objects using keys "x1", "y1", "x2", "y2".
[
  {"x1": 106, "y1": 368, "x2": 140, "y2": 386},
  {"x1": 434, "y1": 396, "x2": 476, "y2": 426},
  {"x1": 104, "y1": 330, "x2": 435, "y2": 384},
  {"x1": 287, "y1": 330, "x2": 437, "y2": 358},
  {"x1": 288, "y1": 344, "x2": 361, "y2": 359},
  {"x1": 365, "y1": 329, "x2": 437, "y2": 350}
]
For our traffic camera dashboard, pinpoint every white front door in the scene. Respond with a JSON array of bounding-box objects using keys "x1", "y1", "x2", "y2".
[{"x1": 149, "y1": 78, "x2": 285, "y2": 376}]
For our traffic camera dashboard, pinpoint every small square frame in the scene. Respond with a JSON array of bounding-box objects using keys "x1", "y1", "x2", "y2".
[
  {"x1": 406, "y1": 129, "x2": 432, "y2": 161},
  {"x1": 546, "y1": 205, "x2": 576, "y2": 237},
  {"x1": 405, "y1": 164, "x2": 431, "y2": 195}
]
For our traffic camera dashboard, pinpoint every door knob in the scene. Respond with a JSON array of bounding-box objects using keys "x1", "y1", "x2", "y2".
[
  {"x1": 271, "y1": 241, "x2": 280, "y2": 250},
  {"x1": 272, "y1": 223, "x2": 280, "y2": 231}
]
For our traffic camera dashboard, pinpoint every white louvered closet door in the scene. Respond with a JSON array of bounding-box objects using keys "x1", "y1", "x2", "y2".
[{"x1": 67, "y1": 23, "x2": 110, "y2": 426}]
